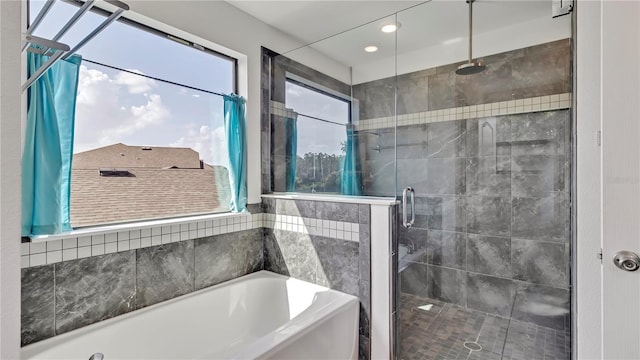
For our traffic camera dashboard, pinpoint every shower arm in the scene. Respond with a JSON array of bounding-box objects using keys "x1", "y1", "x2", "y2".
[{"x1": 468, "y1": 0, "x2": 473, "y2": 64}]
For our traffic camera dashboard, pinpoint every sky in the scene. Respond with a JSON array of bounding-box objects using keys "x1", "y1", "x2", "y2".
[
  {"x1": 30, "y1": 0, "x2": 233, "y2": 167},
  {"x1": 30, "y1": 0, "x2": 350, "y2": 165},
  {"x1": 285, "y1": 81, "x2": 349, "y2": 156}
]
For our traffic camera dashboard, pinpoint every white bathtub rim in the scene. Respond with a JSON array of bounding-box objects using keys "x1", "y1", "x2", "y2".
[{"x1": 21, "y1": 270, "x2": 359, "y2": 359}]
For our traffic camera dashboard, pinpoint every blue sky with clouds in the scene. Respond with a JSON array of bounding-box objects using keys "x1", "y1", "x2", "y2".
[
  {"x1": 30, "y1": 0, "x2": 349, "y2": 165},
  {"x1": 30, "y1": 0, "x2": 233, "y2": 167}
]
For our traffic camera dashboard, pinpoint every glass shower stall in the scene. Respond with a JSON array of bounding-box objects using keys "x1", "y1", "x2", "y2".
[{"x1": 265, "y1": 2, "x2": 573, "y2": 359}]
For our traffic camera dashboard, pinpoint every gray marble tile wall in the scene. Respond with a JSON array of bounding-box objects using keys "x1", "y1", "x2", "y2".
[
  {"x1": 353, "y1": 39, "x2": 571, "y2": 119},
  {"x1": 396, "y1": 109, "x2": 571, "y2": 331},
  {"x1": 21, "y1": 228, "x2": 263, "y2": 346},
  {"x1": 261, "y1": 197, "x2": 372, "y2": 360},
  {"x1": 261, "y1": 47, "x2": 352, "y2": 193}
]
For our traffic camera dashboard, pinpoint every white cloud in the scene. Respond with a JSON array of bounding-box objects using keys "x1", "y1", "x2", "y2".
[
  {"x1": 192, "y1": 94, "x2": 201, "y2": 98},
  {"x1": 169, "y1": 123, "x2": 227, "y2": 167},
  {"x1": 114, "y1": 69, "x2": 156, "y2": 94},
  {"x1": 74, "y1": 66, "x2": 171, "y2": 152}
]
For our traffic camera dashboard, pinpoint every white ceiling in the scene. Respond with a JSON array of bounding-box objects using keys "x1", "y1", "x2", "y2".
[
  {"x1": 225, "y1": 0, "x2": 425, "y2": 45},
  {"x1": 226, "y1": 0, "x2": 570, "y2": 82}
]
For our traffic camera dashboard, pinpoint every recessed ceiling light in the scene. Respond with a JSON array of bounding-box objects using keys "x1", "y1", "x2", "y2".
[
  {"x1": 364, "y1": 45, "x2": 378, "y2": 53},
  {"x1": 381, "y1": 24, "x2": 399, "y2": 33}
]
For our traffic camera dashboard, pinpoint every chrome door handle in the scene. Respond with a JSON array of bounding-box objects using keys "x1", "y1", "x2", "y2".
[
  {"x1": 613, "y1": 251, "x2": 640, "y2": 271},
  {"x1": 402, "y1": 187, "x2": 415, "y2": 228}
]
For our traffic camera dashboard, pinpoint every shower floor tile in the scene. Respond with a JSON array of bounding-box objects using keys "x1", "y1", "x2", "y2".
[{"x1": 399, "y1": 293, "x2": 570, "y2": 360}]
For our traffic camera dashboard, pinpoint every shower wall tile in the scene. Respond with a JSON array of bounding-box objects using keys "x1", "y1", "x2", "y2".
[
  {"x1": 353, "y1": 79, "x2": 396, "y2": 119},
  {"x1": 275, "y1": 198, "x2": 316, "y2": 218},
  {"x1": 466, "y1": 117, "x2": 512, "y2": 157},
  {"x1": 55, "y1": 251, "x2": 136, "y2": 334},
  {"x1": 316, "y1": 201, "x2": 359, "y2": 223},
  {"x1": 397, "y1": 74, "x2": 430, "y2": 115},
  {"x1": 399, "y1": 227, "x2": 428, "y2": 261},
  {"x1": 511, "y1": 155, "x2": 568, "y2": 197},
  {"x1": 401, "y1": 262, "x2": 429, "y2": 298},
  {"x1": 426, "y1": 120, "x2": 467, "y2": 158},
  {"x1": 508, "y1": 110, "x2": 568, "y2": 156},
  {"x1": 359, "y1": 204, "x2": 371, "y2": 224},
  {"x1": 466, "y1": 156, "x2": 511, "y2": 197},
  {"x1": 466, "y1": 273, "x2": 515, "y2": 317},
  {"x1": 264, "y1": 229, "x2": 317, "y2": 283},
  {"x1": 512, "y1": 283, "x2": 570, "y2": 330},
  {"x1": 466, "y1": 235, "x2": 511, "y2": 278},
  {"x1": 426, "y1": 231, "x2": 466, "y2": 270},
  {"x1": 428, "y1": 266, "x2": 466, "y2": 306},
  {"x1": 466, "y1": 196, "x2": 511, "y2": 237},
  {"x1": 360, "y1": 222, "x2": 371, "y2": 284},
  {"x1": 511, "y1": 43, "x2": 571, "y2": 98},
  {"x1": 21, "y1": 265, "x2": 55, "y2": 346},
  {"x1": 396, "y1": 124, "x2": 429, "y2": 160},
  {"x1": 427, "y1": 72, "x2": 456, "y2": 110},
  {"x1": 425, "y1": 158, "x2": 467, "y2": 195},
  {"x1": 512, "y1": 194, "x2": 569, "y2": 242},
  {"x1": 398, "y1": 159, "x2": 429, "y2": 195},
  {"x1": 136, "y1": 241, "x2": 195, "y2": 308},
  {"x1": 417, "y1": 195, "x2": 467, "y2": 232},
  {"x1": 194, "y1": 229, "x2": 263, "y2": 290},
  {"x1": 314, "y1": 235, "x2": 359, "y2": 296},
  {"x1": 455, "y1": 60, "x2": 513, "y2": 106},
  {"x1": 511, "y1": 239, "x2": 568, "y2": 287}
]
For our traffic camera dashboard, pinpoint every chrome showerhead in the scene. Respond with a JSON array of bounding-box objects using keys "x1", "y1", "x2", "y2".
[
  {"x1": 456, "y1": 61, "x2": 486, "y2": 75},
  {"x1": 457, "y1": 0, "x2": 486, "y2": 76}
]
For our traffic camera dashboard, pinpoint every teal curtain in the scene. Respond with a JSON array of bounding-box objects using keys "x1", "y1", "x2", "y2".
[
  {"x1": 22, "y1": 52, "x2": 82, "y2": 236},
  {"x1": 285, "y1": 115, "x2": 297, "y2": 192},
  {"x1": 223, "y1": 94, "x2": 247, "y2": 212},
  {"x1": 341, "y1": 125, "x2": 362, "y2": 195}
]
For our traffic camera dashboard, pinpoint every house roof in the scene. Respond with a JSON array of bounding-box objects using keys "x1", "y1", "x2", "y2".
[
  {"x1": 73, "y1": 143, "x2": 203, "y2": 169},
  {"x1": 70, "y1": 144, "x2": 230, "y2": 227}
]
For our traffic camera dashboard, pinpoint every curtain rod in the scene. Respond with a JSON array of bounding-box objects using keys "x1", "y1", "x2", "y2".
[{"x1": 82, "y1": 58, "x2": 227, "y2": 97}]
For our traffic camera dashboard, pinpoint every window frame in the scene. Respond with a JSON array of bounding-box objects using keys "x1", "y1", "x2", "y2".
[
  {"x1": 26, "y1": 0, "x2": 241, "y2": 234},
  {"x1": 283, "y1": 74, "x2": 353, "y2": 194}
]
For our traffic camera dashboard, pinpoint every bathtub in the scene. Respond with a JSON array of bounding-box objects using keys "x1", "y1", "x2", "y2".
[{"x1": 21, "y1": 271, "x2": 360, "y2": 360}]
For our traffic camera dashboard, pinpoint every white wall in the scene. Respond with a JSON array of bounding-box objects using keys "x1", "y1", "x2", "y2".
[
  {"x1": 0, "y1": 0, "x2": 23, "y2": 358},
  {"x1": 125, "y1": 0, "x2": 351, "y2": 205},
  {"x1": 575, "y1": 1, "x2": 603, "y2": 358}
]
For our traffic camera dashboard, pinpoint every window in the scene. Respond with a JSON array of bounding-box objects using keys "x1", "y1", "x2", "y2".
[
  {"x1": 29, "y1": 1, "x2": 236, "y2": 227},
  {"x1": 284, "y1": 79, "x2": 351, "y2": 193}
]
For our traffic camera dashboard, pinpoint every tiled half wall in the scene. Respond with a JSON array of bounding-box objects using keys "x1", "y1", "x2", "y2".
[{"x1": 21, "y1": 198, "x2": 374, "y2": 360}]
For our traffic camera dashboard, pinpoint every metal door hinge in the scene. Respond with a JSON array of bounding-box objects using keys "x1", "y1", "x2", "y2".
[
  {"x1": 597, "y1": 249, "x2": 603, "y2": 262},
  {"x1": 596, "y1": 130, "x2": 602, "y2": 146}
]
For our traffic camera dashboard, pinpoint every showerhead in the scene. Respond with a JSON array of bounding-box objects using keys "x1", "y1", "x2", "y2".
[
  {"x1": 456, "y1": 61, "x2": 486, "y2": 75},
  {"x1": 456, "y1": 0, "x2": 486, "y2": 76}
]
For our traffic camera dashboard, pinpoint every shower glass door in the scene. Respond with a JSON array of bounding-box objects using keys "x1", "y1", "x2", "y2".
[
  {"x1": 265, "y1": 1, "x2": 573, "y2": 358},
  {"x1": 394, "y1": 2, "x2": 572, "y2": 359}
]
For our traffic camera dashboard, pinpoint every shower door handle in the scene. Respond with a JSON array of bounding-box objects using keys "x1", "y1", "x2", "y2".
[{"x1": 402, "y1": 187, "x2": 415, "y2": 228}]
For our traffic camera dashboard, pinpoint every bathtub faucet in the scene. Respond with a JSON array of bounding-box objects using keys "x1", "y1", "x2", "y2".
[{"x1": 89, "y1": 353, "x2": 104, "y2": 360}]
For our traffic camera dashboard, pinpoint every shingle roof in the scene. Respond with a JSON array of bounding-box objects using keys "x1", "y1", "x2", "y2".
[
  {"x1": 73, "y1": 143, "x2": 202, "y2": 169},
  {"x1": 70, "y1": 144, "x2": 230, "y2": 228}
]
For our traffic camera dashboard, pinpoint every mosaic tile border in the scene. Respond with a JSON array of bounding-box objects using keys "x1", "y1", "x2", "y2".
[
  {"x1": 262, "y1": 213, "x2": 360, "y2": 242},
  {"x1": 21, "y1": 213, "x2": 360, "y2": 269},
  {"x1": 271, "y1": 93, "x2": 572, "y2": 131},
  {"x1": 21, "y1": 213, "x2": 262, "y2": 269},
  {"x1": 356, "y1": 93, "x2": 572, "y2": 130}
]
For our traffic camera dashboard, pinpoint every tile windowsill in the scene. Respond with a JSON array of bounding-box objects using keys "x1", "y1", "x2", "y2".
[{"x1": 29, "y1": 211, "x2": 251, "y2": 243}]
